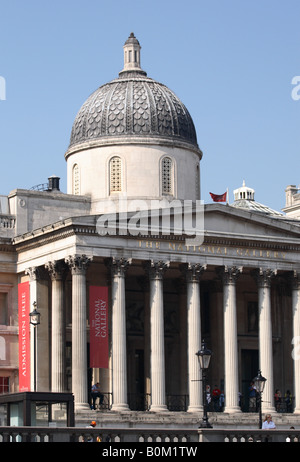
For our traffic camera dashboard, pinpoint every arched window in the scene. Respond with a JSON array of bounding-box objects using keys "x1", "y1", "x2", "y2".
[
  {"x1": 72, "y1": 164, "x2": 80, "y2": 195},
  {"x1": 161, "y1": 157, "x2": 174, "y2": 195},
  {"x1": 109, "y1": 156, "x2": 122, "y2": 193}
]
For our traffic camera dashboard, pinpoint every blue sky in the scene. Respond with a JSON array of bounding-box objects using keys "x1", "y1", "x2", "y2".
[{"x1": 0, "y1": 0, "x2": 299, "y2": 212}]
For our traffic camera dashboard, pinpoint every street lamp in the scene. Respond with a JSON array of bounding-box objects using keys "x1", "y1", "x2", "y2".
[
  {"x1": 29, "y1": 302, "x2": 41, "y2": 392},
  {"x1": 252, "y1": 369, "x2": 267, "y2": 429},
  {"x1": 196, "y1": 339, "x2": 213, "y2": 428}
]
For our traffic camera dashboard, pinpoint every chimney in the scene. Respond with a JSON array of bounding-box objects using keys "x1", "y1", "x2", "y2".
[{"x1": 48, "y1": 175, "x2": 60, "y2": 192}]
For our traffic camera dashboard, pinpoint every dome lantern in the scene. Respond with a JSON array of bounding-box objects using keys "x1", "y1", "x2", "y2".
[{"x1": 119, "y1": 32, "x2": 146, "y2": 76}]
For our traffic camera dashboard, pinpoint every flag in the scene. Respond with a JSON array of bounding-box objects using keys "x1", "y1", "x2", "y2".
[{"x1": 209, "y1": 191, "x2": 227, "y2": 202}]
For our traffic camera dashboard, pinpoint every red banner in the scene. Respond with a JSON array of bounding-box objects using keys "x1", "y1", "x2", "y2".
[
  {"x1": 89, "y1": 286, "x2": 109, "y2": 369},
  {"x1": 18, "y1": 282, "x2": 31, "y2": 391}
]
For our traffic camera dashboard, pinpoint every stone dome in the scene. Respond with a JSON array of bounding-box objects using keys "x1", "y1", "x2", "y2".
[{"x1": 66, "y1": 34, "x2": 202, "y2": 158}]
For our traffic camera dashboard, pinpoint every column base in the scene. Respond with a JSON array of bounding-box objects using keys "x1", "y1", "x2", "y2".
[
  {"x1": 187, "y1": 406, "x2": 203, "y2": 413},
  {"x1": 150, "y1": 404, "x2": 169, "y2": 412},
  {"x1": 111, "y1": 404, "x2": 130, "y2": 412},
  {"x1": 224, "y1": 406, "x2": 242, "y2": 414},
  {"x1": 75, "y1": 402, "x2": 90, "y2": 411}
]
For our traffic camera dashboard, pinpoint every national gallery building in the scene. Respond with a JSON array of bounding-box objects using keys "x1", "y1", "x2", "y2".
[{"x1": 1, "y1": 34, "x2": 300, "y2": 426}]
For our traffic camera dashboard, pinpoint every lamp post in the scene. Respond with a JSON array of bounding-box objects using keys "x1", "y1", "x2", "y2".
[
  {"x1": 252, "y1": 369, "x2": 267, "y2": 429},
  {"x1": 29, "y1": 302, "x2": 41, "y2": 392},
  {"x1": 196, "y1": 339, "x2": 213, "y2": 428}
]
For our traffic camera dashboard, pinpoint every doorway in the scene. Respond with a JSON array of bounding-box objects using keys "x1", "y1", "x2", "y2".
[{"x1": 241, "y1": 349, "x2": 259, "y2": 411}]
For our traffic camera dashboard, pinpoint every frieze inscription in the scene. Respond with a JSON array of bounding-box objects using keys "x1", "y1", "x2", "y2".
[{"x1": 137, "y1": 240, "x2": 286, "y2": 260}]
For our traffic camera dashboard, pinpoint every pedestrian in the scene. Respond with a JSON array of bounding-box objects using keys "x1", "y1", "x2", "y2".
[
  {"x1": 274, "y1": 389, "x2": 281, "y2": 411},
  {"x1": 85, "y1": 420, "x2": 97, "y2": 442},
  {"x1": 219, "y1": 391, "x2": 225, "y2": 411},
  {"x1": 212, "y1": 385, "x2": 221, "y2": 411},
  {"x1": 91, "y1": 382, "x2": 104, "y2": 409},
  {"x1": 248, "y1": 381, "x2": 257, "y2": 411},
  {"x1": 262, "y1": 414, "x2": 276, "y2": 429},
  {"x1": 285, "y1": 390, "x2": 293, "y2": 412}
]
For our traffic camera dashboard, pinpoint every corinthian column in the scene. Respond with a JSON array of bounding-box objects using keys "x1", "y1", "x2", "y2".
[
  {"x1": 65, "y1": 254, "x2": 91, "y2": 410},
  {"x1": 218, "y1": 266, "x2": 242, "y2": 413},
  {"x1": 45, "y1": 260, "x2": 66, "y2": 393},
  {"x1": 254, "y1": 268, "x2": 276, "y2": 413},
  {"x1": 109, "y1": 257, "x2": 131, "y2": 411},
  {"x1": 183, "y1": 263, "x2": 206, "y2": 412},
  {"x1": 145, "y1": 260, "x2": 169, "y2": 412},
  {"x1": 291, "y1": 271, "x2": 300, "y2": 413}
]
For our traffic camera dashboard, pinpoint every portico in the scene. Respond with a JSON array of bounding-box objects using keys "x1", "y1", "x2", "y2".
[{"x1": 13, "y1": 204, "x2": 300, "y2": 417}]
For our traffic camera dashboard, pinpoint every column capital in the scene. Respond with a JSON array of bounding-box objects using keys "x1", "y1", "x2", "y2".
[
  {"x1": 181, "y1": 262, "x2": 206, "y2": 283},
  {"x1": 144, "y1": 260, "x2": 169, "y2": 280},
  {"x1": 291, "y1": 270, "x2": 300, "y2": 290},
  {"x1": 45, "y1": 260, "x2": 66, "y2": 281},
  {"x1": 108, "y1": 257, "x2": 131, "y2": 278},
  {"x1": 65, "y1": 254, "x2": 92, "y2": 275},
  {"x1": 252, "y1": 268, "x2": 277, "y2": 288},
  {"x1": 217, "y1": 265, "x2": 242, "y2": 285},
  {"x1": 25, "y1": 266, "x2": 40, "y2": 281}
]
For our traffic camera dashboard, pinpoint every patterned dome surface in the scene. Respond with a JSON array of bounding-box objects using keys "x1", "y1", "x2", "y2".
[{"x1": 68, "y1": 74, "x2": 200, "y2": 153}]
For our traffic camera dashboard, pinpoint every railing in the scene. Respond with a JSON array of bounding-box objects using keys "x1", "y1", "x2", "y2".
[
  {"x1": 0, "y1": 426, "x2": 199, "y2": 443},
  {"x1": 91, "y1": 393, "x2": 295, "y2": 413},
  {"x1": 90, "y1": 392, "x2": 112, "y2": 410},
  {"x1": 0, "y1": 215, "x2": 15, "y2": 229},
  {"x1": 199, "y1": 428, "x2": 300, "y2": 443},
  {"x1": 1, "y1": 426, "x2": 300, "y2": 442}
]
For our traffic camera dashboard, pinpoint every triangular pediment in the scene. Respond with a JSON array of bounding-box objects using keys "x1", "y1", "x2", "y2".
[{"x1": 203, "y1": 203, "x2": 300, "y2": 242}]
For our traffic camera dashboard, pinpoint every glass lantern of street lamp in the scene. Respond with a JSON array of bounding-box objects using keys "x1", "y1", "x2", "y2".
[
  {"x1": 196, "y1": 340, "x2": 212, "y2": 370},
  {"x1": 253, "y1": 370, "x2": 266, "y2": 394},
  {"x1": 29, "y1": 302, "x2": 41, "y2": 326}
]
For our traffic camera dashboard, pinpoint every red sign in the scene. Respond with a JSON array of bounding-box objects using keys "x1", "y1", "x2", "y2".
[
  {"x1": 18, "y1": 282, "x2": 31, "y2": 391},
  {"x1": 89, "y1": 286, "x2": 109, "y2": 368}
]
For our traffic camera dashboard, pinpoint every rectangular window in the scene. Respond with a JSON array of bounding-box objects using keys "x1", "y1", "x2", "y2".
[
  {"x1": 0, "y1": 377, "x2": 9, "y2": 394},
  {"x1": 0, "y1": 293, "x2": 8, "y2": 325}
]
